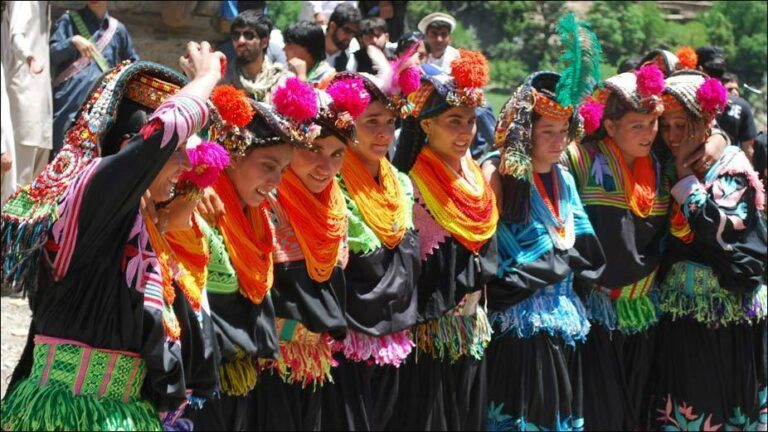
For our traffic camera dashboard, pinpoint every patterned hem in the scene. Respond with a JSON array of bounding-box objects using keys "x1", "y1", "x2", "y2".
[
  {"x1": 487, "y1": 400, "x2": 585, "y2": 431},
  {"x1": 656, "y1": 389, "x2": 767, "y2": 431}
]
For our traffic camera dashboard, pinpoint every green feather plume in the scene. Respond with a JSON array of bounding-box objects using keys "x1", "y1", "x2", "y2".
[{"x1": 555, "y1": 12, "x2": 603, "y2": 107}]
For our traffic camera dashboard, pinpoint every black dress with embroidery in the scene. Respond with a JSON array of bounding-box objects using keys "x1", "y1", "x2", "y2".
[
  {"x1": 653, "y1": 146, "x2": 767, "y2": 431},
  {"x1": 387, "y1": 180, "x2": 498, "y2": 431},
  {"x1": 563, "y1": 139, "x2": 671, "y2": 430},
  {"x1": 3, "y1": 95, "x2": 208, "y2": 430},
  {"x1": 321, "y1": 171, "x2": 421, "y2": 431},
  {"x1": 249, "y1": 193, "x2": 348, "y2": 431}
]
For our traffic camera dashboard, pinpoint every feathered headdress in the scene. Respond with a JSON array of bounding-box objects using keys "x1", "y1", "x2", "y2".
[
  {"x1": 359, "y1": 43, "x2": 422, "y2": 117},
  {"x1": 497, "y1": 12, "x2": 603, "y2": 180},
  {"x1": 554, "y1": 12, "x2": 603, "y2": 109}
]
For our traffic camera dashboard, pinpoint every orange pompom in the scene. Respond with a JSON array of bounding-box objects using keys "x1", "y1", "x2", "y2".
[
  {"x1": 211, "y1": 85, "x2": 255, "y2": 128},
  {"x1": 451, "y1": 49, "x2": 490, "y2": 89},
  {"x1": 676, "y1": 46, "x2": 698, "y2": 71}
]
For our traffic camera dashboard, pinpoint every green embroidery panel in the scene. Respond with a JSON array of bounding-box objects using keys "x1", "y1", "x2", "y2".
[
  {"x1": 197, "y1": 217, "x2": 239, "y2": 294},
  {"x1": 339, "y1": 169, "x2": 415, "y2": 255}
]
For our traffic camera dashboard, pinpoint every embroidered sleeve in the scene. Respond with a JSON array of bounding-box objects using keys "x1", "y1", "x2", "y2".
[
  {"x1": 56, "y1": 95, "x2": 208, "y2": 273},
  {"x1": 676, "y1": 172, "x2": 766, "y2": 293},
  {"x1": 148, "y1": 95, "x2": 209, "y2": 148}
]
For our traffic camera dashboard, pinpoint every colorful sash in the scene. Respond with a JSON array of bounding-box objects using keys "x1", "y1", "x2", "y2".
[{"x1": 53, "y1": 11, "x2": 118, "y2": 87}]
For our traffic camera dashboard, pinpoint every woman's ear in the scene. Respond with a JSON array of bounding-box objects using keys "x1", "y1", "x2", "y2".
[
  {"x1": 419, "y1": 118, "x2": 432, "y2": 135},
  {"x1": 603, "y1": 118, "x2": 617, "y2": 138}
]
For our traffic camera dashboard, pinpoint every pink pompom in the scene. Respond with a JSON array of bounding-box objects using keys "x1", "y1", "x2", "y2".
[
  {"x1": 696, "y1": 77, "x2": 728, "y2": 116},
  {"x1": 634, "y1": 64, "x2": 665, "y2": 98},
  {"x1": 579, "y1": 97, "x2": 604, "y2": 135},
  {"x1": 327, "y1": 77, "x2": 371, "y2": 119},
  {"x1": 397, "y1": 66, "x2": 421, "y2": 97},
  {"x1": 273, "y1": 77, "x2": 318, "y2": 123},
  {"x1": 179, "y1": 141, "x2": 230, "y2": 189}
]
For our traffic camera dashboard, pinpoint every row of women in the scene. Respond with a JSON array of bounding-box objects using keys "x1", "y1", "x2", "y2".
[{"x1": 1, "y1": 13, "x2": 766, "y2": 432}]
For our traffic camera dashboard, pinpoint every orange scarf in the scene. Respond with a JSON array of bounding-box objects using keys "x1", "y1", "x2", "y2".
[
  {"x1": 606, "y1": 137, "x2": 657, "y2": 218},
  {"x1": 410, "y1": 146, "x2": 498, "y2": 253},
  {"x1": 166, "y1": 216, "x2": 209, "y2": 312},
  {"x1": 533, "y1": 170, "x2": 566, "y2": 238},
  {"x1": 142, "y1": 211, "x2": 181, "y2": 341},
  {"x1": 277, "y1": 167, "x2": 347, "y2": 282},
  {"x1": 340, "y1": 150, "x2": 407, "y2": 249},
  {"x1": 212, "y1": 173, "x2": 275, "y2": 304}
]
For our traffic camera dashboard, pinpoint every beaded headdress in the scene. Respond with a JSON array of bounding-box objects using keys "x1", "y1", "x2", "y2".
[
  {"x1": 663, "y1": 70, "x2": 728, "y2": 121},
  {"x1": 1, "y1": 61, "x2": 187, "y2": 295},
  {"x1": 497, "y1": 12, "x2": 603, "y2": 180},
  {"x1": 408, "y1": 49, "x2": 490, "y2": 119},
  {"x1": 208, "y1": 85, "x2": 305, "y2": 157},
  {"x1": 579, "y1": 63, "x2": 666, "y2": 136}
]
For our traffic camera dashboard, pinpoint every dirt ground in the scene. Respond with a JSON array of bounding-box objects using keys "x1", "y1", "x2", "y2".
[{"x1": 1, "y1": 295, "x2": 32, "y2": 398}]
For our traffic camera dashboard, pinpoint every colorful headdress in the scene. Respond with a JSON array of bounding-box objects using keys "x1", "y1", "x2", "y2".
[
  {"x1": 497, "y1": 12, "x2": 603, "y2": 180},
  {"x1": 1, "y1": 61, "x2": 187, "y2": 295},
  {"x1": 579, "y1": 63, "x2": 666, "y2": 135},
  {"x1": 272, "y1": 77, "x2": 322, "y2": 146},
  {"x1": 334, "y1": 44, "x2": 422, "y2": 118},
  {"x1": 408, "y1": 49, "x2": 489, "y2": 119},
  {"x1": 675, "y1": 46, "x2": 698, "y2": 71},
  {"x1": 639, "y1": 49, "x2": 679, "y2": 78},
  {"x1": 313, "y1": 76, "x2": 371, "y2": 144},
  {"x1": 663, "y1": 70, "x2": 728, "y2": 121},
  {"x1": 174, "y1": 139, "x2": 230, "y2": 200},
  {"x1": 208, "y1": 84, "x2": 304, "y2": 156}
]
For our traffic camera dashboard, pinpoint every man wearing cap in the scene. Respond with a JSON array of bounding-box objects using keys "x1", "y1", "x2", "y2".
[{"x1": 418, "y1": 12, "x2": 459, "y2": 73}]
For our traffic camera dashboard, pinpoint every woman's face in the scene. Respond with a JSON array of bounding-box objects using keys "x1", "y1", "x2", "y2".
[
  {"x1": 290, "y1": 135, "x2": 346, "y2": 193},
  {"x1": 353, "y1": 100, "x2": 396, "y2": 163},
  {"x1": 227, "y1": 143, "x2": 294, "y2": 207},
  {"x1": 659, "y1": 110, "x2": 702, "y2": 158},
  {"x1": 604, "y1": 110, "x2": 659, "y2": 161},
  {"x1": 149, "y1": 143, "x2": 192, "y2": 202},
  {"x1": 420, "y1": 106, "x2": 476, "y2": 168},
  {"x1": 531, "y1": 116, "x2": 569, "y2": 171}
]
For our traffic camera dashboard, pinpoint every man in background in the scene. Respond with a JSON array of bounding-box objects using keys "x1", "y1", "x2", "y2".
[
  {"x1": 221, "y1": 10, "x2": 290, "y2": 102},
  {"x1": 418, "y1": 12, "x2": 459, "y2": 73}
]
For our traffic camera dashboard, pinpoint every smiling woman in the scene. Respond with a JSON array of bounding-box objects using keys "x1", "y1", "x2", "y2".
[{"x1": 389, "y1": 49, "x2": 498, "y2": 431}]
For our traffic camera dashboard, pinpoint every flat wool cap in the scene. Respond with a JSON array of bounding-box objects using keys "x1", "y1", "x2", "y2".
[{"x1": 417, "y1": 12, "x2": 456, "y2": 34}]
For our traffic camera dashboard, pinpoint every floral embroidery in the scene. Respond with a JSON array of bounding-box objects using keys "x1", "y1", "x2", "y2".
[
  {"x1": 656, "y1": 391, "x2": 768, "y2": 431},
  {"x1": 487, "y1": 400, "x2": 584, "y2": 431}
]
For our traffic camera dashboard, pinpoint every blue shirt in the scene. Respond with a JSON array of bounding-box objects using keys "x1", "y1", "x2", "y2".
[{"x1": 50, "y1": 7, "x2": 139, "y2": 155}]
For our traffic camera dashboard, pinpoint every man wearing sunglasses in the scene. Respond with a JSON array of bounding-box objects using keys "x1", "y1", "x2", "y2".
[
  {"x1": 324, "y1": 3, "x2": 361, "y2": 73},
  {"x1": 221, "y1": 9, "x2": 290, "y2": 103}
]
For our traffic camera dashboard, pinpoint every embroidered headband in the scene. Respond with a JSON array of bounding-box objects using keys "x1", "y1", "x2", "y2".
[{"x1": 663, "y1": 70, "x2": 728, "y2": 121}]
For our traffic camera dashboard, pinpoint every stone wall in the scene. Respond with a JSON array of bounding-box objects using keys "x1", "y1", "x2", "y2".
[{"x1": 51, "y1": 1, "x2": 227, "y2": 70}]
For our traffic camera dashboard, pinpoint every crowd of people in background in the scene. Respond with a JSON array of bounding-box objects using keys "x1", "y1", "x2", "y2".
[{"x1": 0, "y1": 1, "x2": 766, "y2": 432}]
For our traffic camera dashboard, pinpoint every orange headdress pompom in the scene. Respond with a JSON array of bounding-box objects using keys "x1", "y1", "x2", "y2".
[
  {"x1": 676, "y1": 46, "x2": 698, "y2": 71},
  {"x1": 211, "y1": 85, "x2": 255, "y2": 128},
  {"x1": 451, "y1": 49, "x2": 490, "y2": 89}
]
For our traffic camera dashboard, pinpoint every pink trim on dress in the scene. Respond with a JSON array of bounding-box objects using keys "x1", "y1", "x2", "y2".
[{"x1": 411, "y1": 180, "x2": 450, "y2": 260}]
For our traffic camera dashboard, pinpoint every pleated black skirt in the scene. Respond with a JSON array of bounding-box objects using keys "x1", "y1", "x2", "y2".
[
  {"x1": 185, "y1": 393, "x2": 252, "y2": 431},
  {"x1": 249, "y1": 371, "x2": 324, "y2": 431},
  {"x1": 321, "y1": 354, "x2": 401, "y2": 431},
  {"x1": 387, "y1": 353, "x2": 487, "y2": 431},
  {"x1": 580, "y1": 324, "x2": 657, "y2": 431},
  {"x1": 652, "y1": 316, "x2": 767, "y2": 431},
  {"x1": 485, "y1": 332, "x2": 583, "y2": 431}
]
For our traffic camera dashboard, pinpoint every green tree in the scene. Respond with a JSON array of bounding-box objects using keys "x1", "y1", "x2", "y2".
[
  {"x1": 706, "y1": 1, "x2": 767, "y2": 87},
  {"x1": 587, "y1": 2, "x2": 667, "y2": 66},
  {"x1": 267, "y1": 1, "x2": 303, "y2": 32}
]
